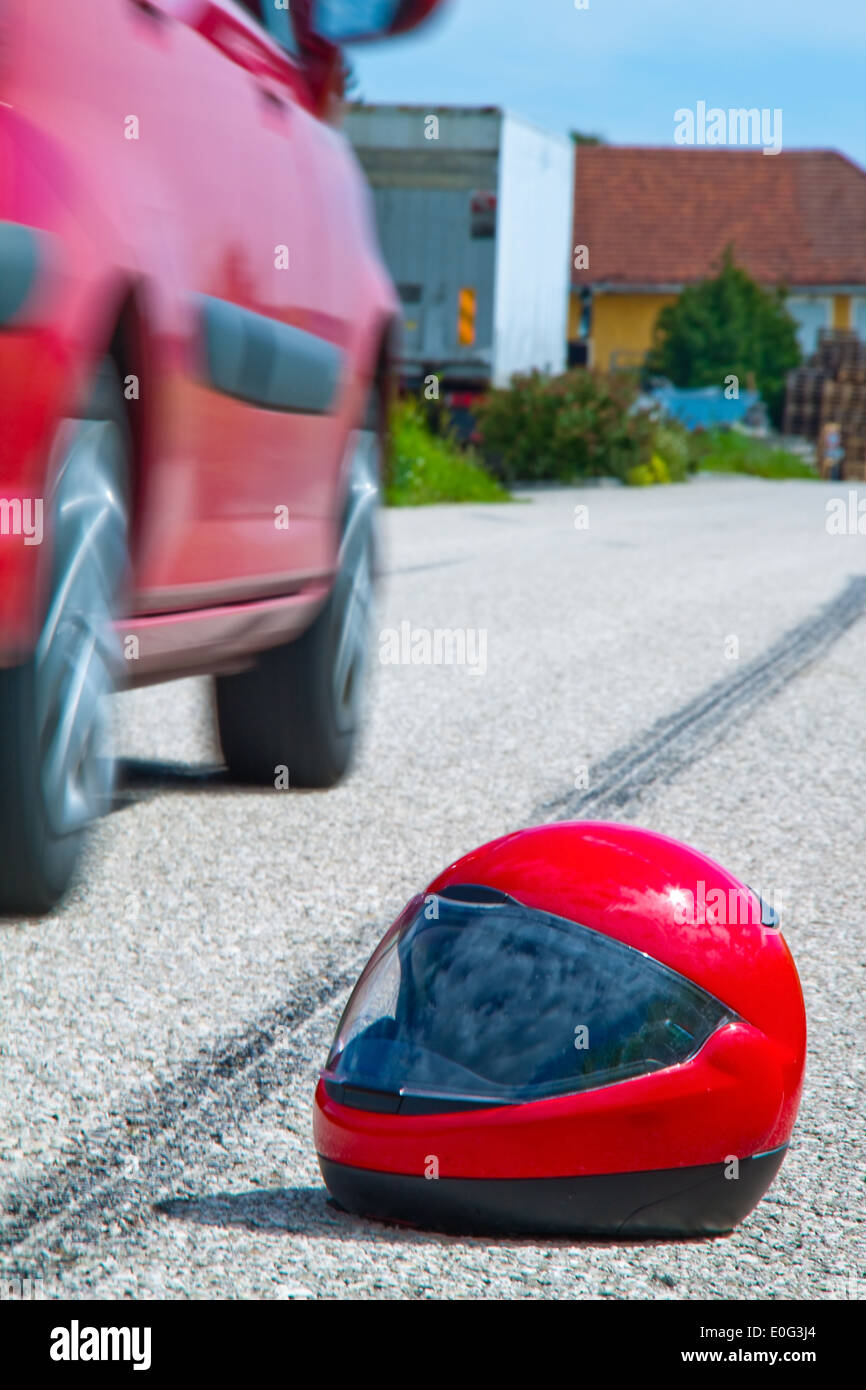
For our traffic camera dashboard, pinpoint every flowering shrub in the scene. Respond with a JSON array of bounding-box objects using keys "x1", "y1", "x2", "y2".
[{"x1": 476, "y1": 370, "x2": 660, "y2": 484}]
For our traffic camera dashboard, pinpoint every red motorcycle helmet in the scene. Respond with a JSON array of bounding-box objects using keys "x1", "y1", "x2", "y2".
[{"x1": 314, "y1": 823, "x2": 806, "y2": 1237}]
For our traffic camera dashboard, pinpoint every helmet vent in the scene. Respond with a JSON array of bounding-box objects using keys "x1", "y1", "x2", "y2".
[{"x1": 436, "y1": 883, "x2": 517, "y2": 906}]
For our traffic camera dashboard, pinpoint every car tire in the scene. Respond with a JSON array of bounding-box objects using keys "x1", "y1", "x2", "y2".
[
  {"x1": 0, "y1": 360, "x2": 131, "y2": 915},
  {"x1": 215, "y1": 402, "x2": 380, "y2": 789}
]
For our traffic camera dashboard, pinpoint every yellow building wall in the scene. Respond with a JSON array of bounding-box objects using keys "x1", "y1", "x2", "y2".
[
  {"x1": 832, "y1": 294, "x2": 852, "y2": 330},
  {"x1": 590, "y1": 293, "x2": 678, "y2": 371},
  {"x1": 570, "y1": 291, "x2": 855, "y2": 369}
]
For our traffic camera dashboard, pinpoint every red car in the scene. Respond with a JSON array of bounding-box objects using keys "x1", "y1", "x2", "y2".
[{"x1": 0, "y1": 0, "x2": 440, "y2": 913}]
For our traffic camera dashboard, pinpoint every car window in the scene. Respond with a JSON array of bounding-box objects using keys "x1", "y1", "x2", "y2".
[{"x1": 233, "y1": 0, "x2": 301, "y2": 59}]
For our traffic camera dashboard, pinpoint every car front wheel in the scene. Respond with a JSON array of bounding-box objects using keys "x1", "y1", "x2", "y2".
[{"x1": 0, "y1": 361, "x2": 130, "y2": 914}]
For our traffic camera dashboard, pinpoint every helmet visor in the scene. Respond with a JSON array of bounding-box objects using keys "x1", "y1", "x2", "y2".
[{"x1": 324, "y1": 888, "x2": 736, "y2": 1112}]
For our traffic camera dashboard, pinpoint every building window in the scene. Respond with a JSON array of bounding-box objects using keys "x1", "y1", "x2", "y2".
[{"x1": 785, "y1": 297, "x2": 833, "y2": 356}]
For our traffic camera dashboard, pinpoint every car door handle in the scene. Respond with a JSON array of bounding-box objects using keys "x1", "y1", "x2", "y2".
[
  {"x1": 255, "y1": 77, "x2": 289, "y2": 115},
  {"x1": 129, "y1": 0, "x2": 172, "y2": 19},
  {"x1": 152, "y1": 1, "x2": 294, "y2": 118}
]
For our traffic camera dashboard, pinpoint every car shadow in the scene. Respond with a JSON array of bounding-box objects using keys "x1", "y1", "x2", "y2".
[
  {"x1": 112, "y1": 758, "x2": 231, "y2": 812},
  {"x1": 153, "y1": 1187, "x2": 713, "y2": 1249},
  {"x1": 112, "y1": 758, "x2": 335, "y2": 811}
]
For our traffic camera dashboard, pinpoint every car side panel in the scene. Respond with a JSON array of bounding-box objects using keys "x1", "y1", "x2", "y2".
[{"x1": 0, "y1": 0, "x2": 397, "y2": 665}]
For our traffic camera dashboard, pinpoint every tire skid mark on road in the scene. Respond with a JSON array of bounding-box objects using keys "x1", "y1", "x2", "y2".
[
  {"x1": 383, "y1": 557, "x2": 468, "y2": 577},
  {"x1": 0, "y1": 954, "x2": 369, "y2": 1267},
  {"x1": 3, "y1": 575, "x2": 866, "y2": 1266},
  {"x1": 537, "y1": 575, "x2": 866, "y2": 823}
]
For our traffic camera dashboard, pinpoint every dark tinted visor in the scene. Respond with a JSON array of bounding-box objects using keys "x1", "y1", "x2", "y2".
[{"x1": 324, "y1": 888, "x2": 736, "y2": 1113}]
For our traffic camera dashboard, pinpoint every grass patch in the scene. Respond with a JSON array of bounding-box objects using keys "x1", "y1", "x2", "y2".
[
  {"x1": 692, "y1": 429, "x2": 818, "y2": 479},
  {"x1": 386, "y1": 400, "x2": 510, "y2": 506}
]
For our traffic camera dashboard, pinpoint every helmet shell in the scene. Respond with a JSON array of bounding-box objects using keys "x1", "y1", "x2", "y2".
[{"x1": 314, "y1": 823, "x2": 806, "y2": 1236}]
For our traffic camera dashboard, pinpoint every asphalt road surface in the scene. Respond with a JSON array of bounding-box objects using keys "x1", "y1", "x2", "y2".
[{"x1": 1, "y1": 474, "x2": 864, "y2": 1300}]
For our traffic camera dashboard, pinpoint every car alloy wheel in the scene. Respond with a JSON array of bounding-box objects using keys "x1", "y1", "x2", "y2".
[
  {"x1": 37, "y1": 413, "x2": 129, "y2": 835},
  {"x1": 0, "y1": 360, "x2": 131, "y2": 913},
  {"x1": 330, "y1": 424, "x2": 379, "y2": 737}
]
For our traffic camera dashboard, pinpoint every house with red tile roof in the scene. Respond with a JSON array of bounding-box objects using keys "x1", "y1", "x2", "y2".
[{"x1": 570, "y1": 146, "x2": 866, "y2": 371}]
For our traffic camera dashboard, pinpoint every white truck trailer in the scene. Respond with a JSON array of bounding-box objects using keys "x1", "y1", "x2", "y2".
[{"x1": 344, "y1": 104, "x2": 575, "y2": 401}]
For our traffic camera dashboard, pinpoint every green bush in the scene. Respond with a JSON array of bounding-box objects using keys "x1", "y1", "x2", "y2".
[
  {"x1": 476, "y1": 369, "x2": 697, "y2": 487},
  {"x1": 651, "y1": 421, "x2": 692, "y2": 481},
  {"x1": 646, "y1": 248, "x2": 801, "y2": 427},
  {"x1": 477, "y1": 369, "x2": 658, "y2": 484},
  {"x1": 386, "y1": 399, "x2": 510, "y2": 506},
  {"x1": 689, "y1": 428, "x2": 818, "y2": 479},
  {"x1": 626, "y1": 463, "x2": 656, "y2": 487},
  {"x1": 474, "y1": 371, "x2": 567, "y2": 481}
]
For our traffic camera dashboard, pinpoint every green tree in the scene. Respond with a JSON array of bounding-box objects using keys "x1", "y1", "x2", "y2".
[{"x1": 646, "y1": 248, "x2": 801, "y2": 425}]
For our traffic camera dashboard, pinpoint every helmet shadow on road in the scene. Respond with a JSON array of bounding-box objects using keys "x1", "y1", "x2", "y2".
[{"x1": 153, "y1": 1188, "x2": 718, "y2": 1250}]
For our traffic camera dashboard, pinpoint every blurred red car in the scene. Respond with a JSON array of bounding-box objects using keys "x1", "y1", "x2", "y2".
[{"x1": 0, "y1": 0, "x2": 441, "y2": 912}]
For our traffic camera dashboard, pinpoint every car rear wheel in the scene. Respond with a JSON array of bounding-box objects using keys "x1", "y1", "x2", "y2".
[
  {"x1": 0, "y1": 361, "x2": 130, "y2": 914},
  {"x1": 215, "y1": 404, "x2": 380, "y2": 789}
]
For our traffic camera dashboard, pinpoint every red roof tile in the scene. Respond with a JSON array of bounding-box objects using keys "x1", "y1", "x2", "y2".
[{"x1": 572, "y1": 147, "x2": 866, "y2": 289}]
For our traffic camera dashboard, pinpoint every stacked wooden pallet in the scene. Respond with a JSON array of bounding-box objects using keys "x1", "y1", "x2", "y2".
[
  {"x1": 784, "y1": 330, "x2": 866, "y2": 479},
  {"x1": 783, "y1": 368, "x2": 825, "y2": 440}
]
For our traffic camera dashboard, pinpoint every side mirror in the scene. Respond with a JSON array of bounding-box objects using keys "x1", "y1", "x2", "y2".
[{"x1": 309, "y1": 0, "x2": 441, "y2": 45}]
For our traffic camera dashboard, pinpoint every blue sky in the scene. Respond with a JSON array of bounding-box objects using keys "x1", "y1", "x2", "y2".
[{"x1": 353, "y1": 0, "x2": 866, "y2": 166}]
